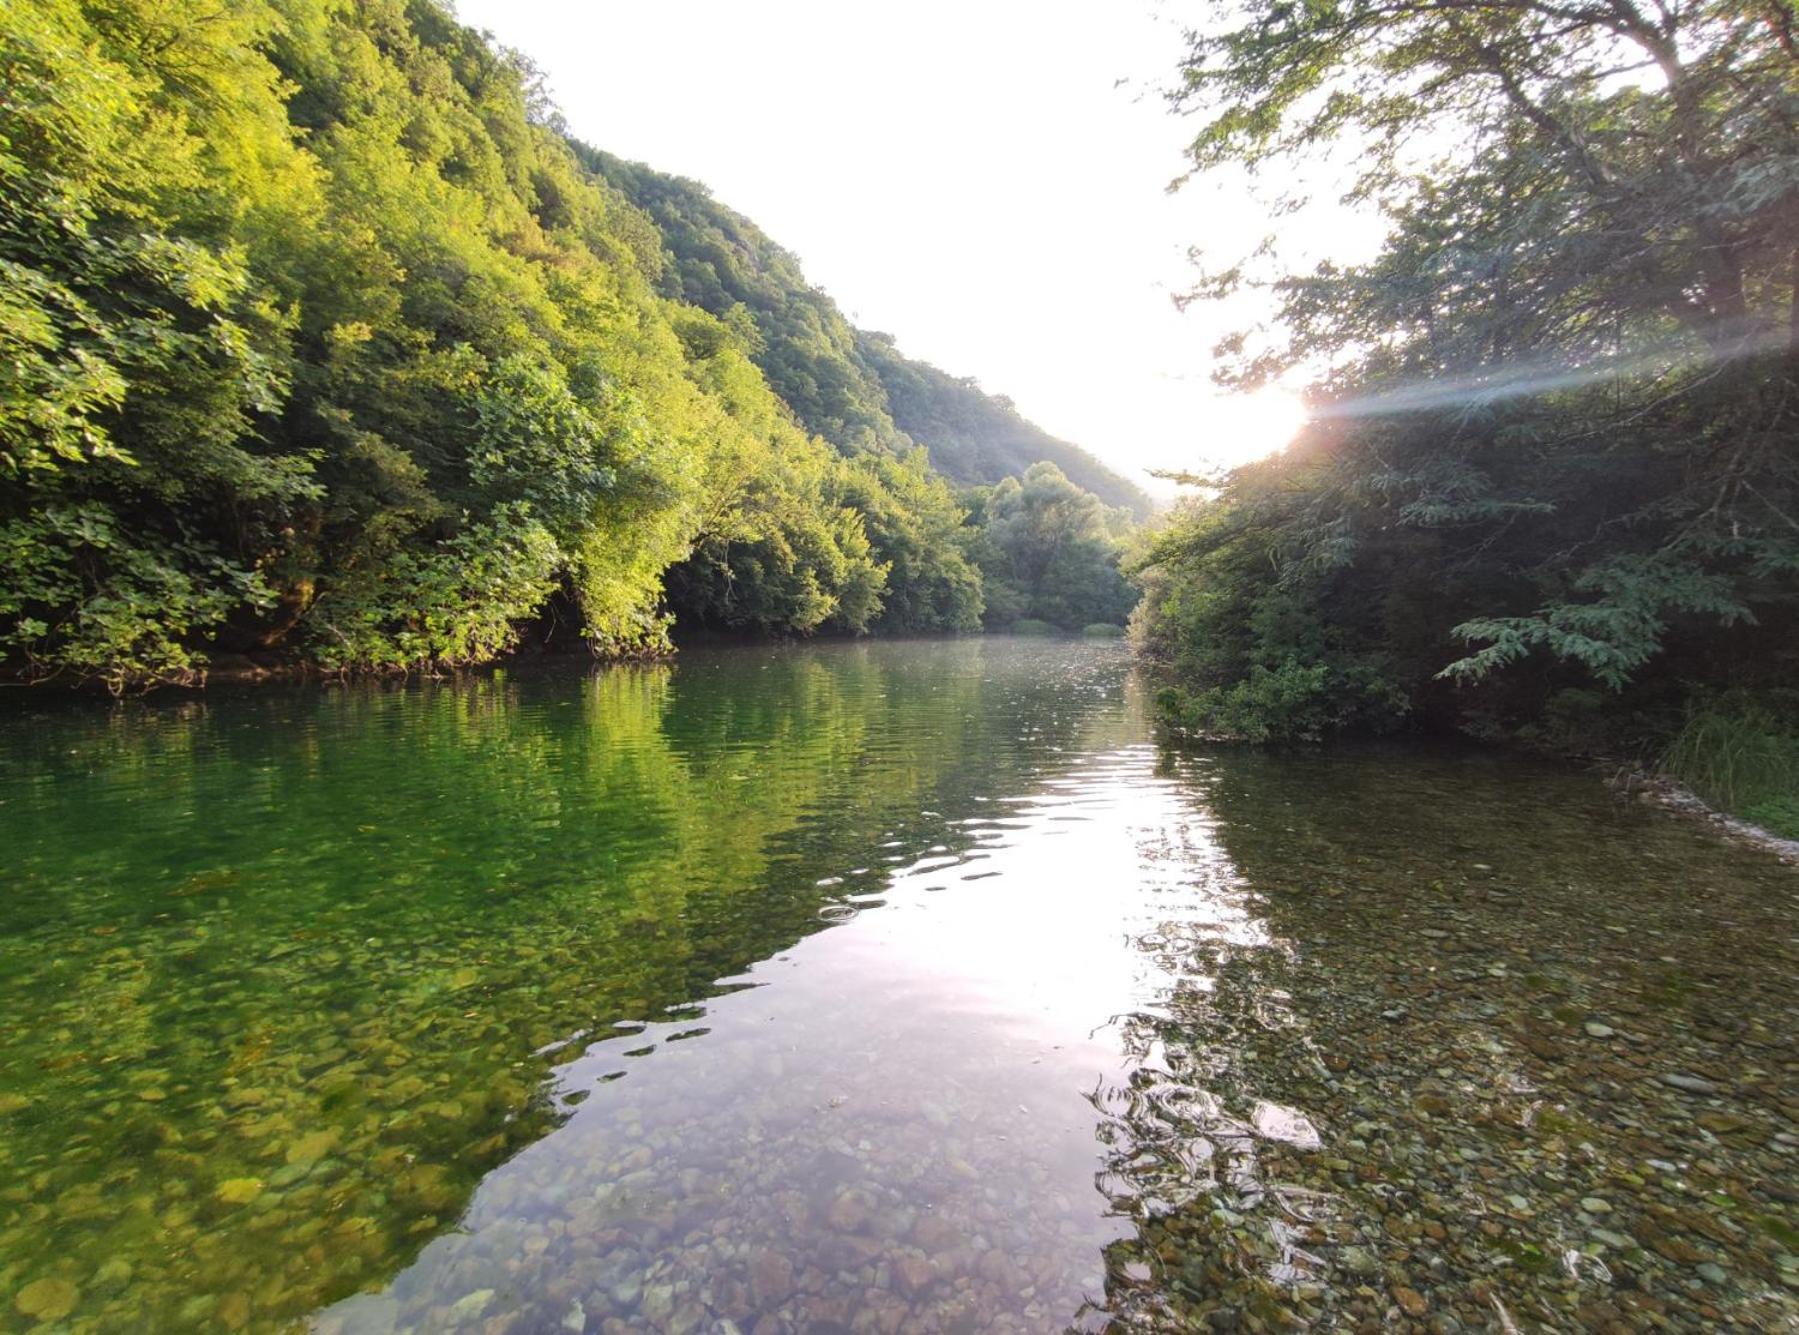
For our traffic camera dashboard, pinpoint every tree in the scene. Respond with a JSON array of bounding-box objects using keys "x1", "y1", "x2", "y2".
[
  {"x1": 1137, "y1": 0, "x2": 1799, "y2": 739},
  {"x1": 975, "y1": 463, "x2": 1138, "y2": 631}
]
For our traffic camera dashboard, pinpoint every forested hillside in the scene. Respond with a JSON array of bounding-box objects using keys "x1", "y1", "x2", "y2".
[
  {"x1": 1134, "y1": 0, "x2": 1799, "y2": 828},
  {"x1": 853, "y1": 330, "x2": 1153, "y2": 519},
  {"x1": 0, "y1": 0, "x2": 1139, "y2": 690},
  {"x1": 584, "y1": 152, "x2": 1154, "y2": 517}
]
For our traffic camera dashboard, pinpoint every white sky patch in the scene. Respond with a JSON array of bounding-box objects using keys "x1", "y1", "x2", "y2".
[{"x1": 454, "y1": 0, "x2": 1389, "y2": 494}]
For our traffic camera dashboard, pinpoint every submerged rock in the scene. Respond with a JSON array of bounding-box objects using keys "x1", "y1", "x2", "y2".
[
  {"x1": 15, "y1": 1277, "x2": 79, "y2": 1322},
  {"x1": 447, "y1": 1289, "x2": 493, "y2": 1322},
  {"x1": 1658, "y1": 1072, "x2": 1720, "y2": 1094}
]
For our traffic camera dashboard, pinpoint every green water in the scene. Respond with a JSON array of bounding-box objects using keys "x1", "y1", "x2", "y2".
[{"x1": 0, "y1": 638, "x2": 1793, "y2": 1333}]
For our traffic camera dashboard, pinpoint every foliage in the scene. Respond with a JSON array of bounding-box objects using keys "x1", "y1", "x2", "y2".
[
  {"x1": 0, "y1": 0, "x2": 1133, "y2": 687},
  {"x1": 1661, "y1": 697, "x2": 1799, "y2": 838},
  {"x1": 575, "y1": 147, "x2": 907, "y2": 458},
  {"x1": 829, "y1": 453, "x2": 984, "y2": 633},
  {"x1": 1137, "y1": 0, "x2": 1799, "y2": 741},
  {"x1": 0, "y1": 506, "x2": 274, "y2": 693},
  {"x1": 304, "y1": 504, "x2": 563, "y2": 671},
  {"x1": 969, "y1": 463, "x2": 1139, "y2": 633},
  {"x1": 585, "y1": 151, "x2": 1153, "y2": 515}
]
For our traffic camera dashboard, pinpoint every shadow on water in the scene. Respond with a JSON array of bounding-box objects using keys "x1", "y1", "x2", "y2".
[{"x1": 1, "y1": 642, "x2": 1794, "y2": 1333}]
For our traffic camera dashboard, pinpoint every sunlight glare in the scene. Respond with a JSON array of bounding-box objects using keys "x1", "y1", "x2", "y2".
[{"x1": 1194, "y1": 386, "x2": 1309, "y2": 473}]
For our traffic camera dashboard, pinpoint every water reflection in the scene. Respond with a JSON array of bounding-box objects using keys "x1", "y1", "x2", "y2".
[
  {"x1": 317, "y1": 734, "x2": 1242, "y2": 1334},
  {"x1": 2, "y1": 642, "x2": 1794, "y2": 1334}
]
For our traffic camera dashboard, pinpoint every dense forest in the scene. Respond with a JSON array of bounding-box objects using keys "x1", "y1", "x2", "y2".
[
  {"x1": 0, "y1": 0, "x2": 1141, "y2": 692},
  {"x1": 1133, "y1": 0, "x2": 1799, "y2": 831}
]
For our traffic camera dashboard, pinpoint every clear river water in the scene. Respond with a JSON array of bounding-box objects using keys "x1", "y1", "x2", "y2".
[{"x1": 1, "y1": 637, "x2": 1794, "y2": 1333}]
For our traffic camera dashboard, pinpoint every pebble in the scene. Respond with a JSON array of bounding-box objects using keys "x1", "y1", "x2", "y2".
[
  {"x1": 1658, "y1": 1072, "x2": 1720, "y2": 1094},
  {"x1": 447, "y1": 1289, "x2": 493, "y2": 1322}
]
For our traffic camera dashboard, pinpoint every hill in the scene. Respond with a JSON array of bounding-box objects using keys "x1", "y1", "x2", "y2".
[{"x1": 580, "y1": 151, "x2": 1153, "y2": 517}]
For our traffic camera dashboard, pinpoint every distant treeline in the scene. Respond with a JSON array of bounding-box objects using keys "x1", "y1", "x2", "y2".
[{"x1": 0, "y1": 0, "x2": 1141, "y2": 691}]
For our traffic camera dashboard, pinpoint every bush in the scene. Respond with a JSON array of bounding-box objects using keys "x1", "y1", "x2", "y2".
[
  {"x1": 1009, "y1": 618, "x2": 1058, "y2": 636},
  {"x1": 1081, "y1": 623, "x2": 1126, "y2": 638},
  {"x1": 1661, "y1": 698, "x2": 1799, "y2": 837},
  {"x1": 1156, "y1": 655, "x2": 1409, "y2": 742}
]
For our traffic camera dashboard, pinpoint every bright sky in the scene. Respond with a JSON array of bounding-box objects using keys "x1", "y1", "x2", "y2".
[{"x1": 454, "y1": 0, "x2": 1385, "y2": 497}]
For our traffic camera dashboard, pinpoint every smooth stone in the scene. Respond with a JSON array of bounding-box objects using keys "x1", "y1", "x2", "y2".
[
  {"x1": 608, "y1": 1273, "x2": 643, "y2": 1309},
  {"x1": 1580, "y1": 1197, "x2": 1613, "y2": 1214},
  {"x1": 14, "y1": 1277, "x2": 79, "y2": 1322},
  {"x1": 894, "y1": 1254, "x2": 935, "y2": 1295},
  {"x1": 448, "y1": 1289, "x2": 494, "y2": 1322},
  {"x1": 748, "y1": 1250, "x2": 794, "y2": 1306},
  {"x1": 215, "y1": 1177, "x2": 265, "y2": 1205},
  {"x1": 336, "y1": 1295, "x2": 401, "y2": 1335},
  {"x1": 826, "y1": 1189, "x2": 872, "y2": 1232},
  {"x1": 1658, "y1": 1073, "x2": 1719, "y2": 1094},
  {"x1": 1697, "y1": 1262, "x2": 1728, "y2": 1286},
  {"x1": 1584, "y1": 1023, "x2": 1615, "y2": 1038},
  {"x1": 640, "y1": 1282, "x2": 675, "y2": 1322}
]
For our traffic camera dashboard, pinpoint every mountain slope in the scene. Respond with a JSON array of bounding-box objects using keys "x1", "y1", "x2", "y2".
[
  {"x1": 579, "y1": 149, "x2": 1153, "y2": 517},
  {"x1": 854, "y1": 331, "x2": 1154, "y2": 516}
]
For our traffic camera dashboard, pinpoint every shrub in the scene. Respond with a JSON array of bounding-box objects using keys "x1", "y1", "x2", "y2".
[{"x1": 1661, "y1": 698, "x2": 1799, "y2": 837}]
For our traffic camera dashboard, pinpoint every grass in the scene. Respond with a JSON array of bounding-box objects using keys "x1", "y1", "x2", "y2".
[{"x1": 1660, "y1": 699, "x2": 1799, "y2": 838}]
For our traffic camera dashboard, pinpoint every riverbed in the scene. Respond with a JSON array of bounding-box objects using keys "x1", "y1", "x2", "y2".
[{"x1": 1, "y1": 638, "x2": 1793, "y2": 1331}]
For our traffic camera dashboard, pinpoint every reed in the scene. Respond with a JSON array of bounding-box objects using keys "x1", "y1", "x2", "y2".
[{"x1": 1661, "y1": 699, "x2": 1799, "y2": 838}]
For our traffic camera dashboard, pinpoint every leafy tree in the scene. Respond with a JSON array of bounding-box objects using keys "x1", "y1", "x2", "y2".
[
  {"x1": 0, "y1": 0, "x2": 1143, "y2": 688},
  {"x1": 1138, "y1": 0, "x2": 1799, "y2": 741},
  {"x1": 972, "y1": 463, "x2": 1139, "y2": 631},
  {"x1": 825, "y1": 453, "x2": 982, "y2": 633}
]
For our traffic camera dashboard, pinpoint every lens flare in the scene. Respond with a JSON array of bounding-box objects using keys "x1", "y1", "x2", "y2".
[
  {"x1": 1314, "y1": 324, "x2": 1783, "y2": 422},
  {"x1": 1195, "y1": 385, "x2": 1310, "y2": 471}
]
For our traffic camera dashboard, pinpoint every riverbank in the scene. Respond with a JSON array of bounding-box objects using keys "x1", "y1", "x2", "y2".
[
  {"x1": 3, "y1": 623, "x2": 1132, "y2": 696},
  {"x1": 1616, "y1": 771, "x2": 1799, "y2": 865}
]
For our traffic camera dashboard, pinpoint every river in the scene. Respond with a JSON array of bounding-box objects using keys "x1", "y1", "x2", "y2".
[{"x1": 1, "y1": 638, "x2": 1793, "y2": 1332}]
